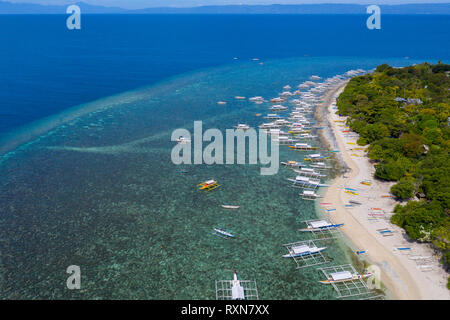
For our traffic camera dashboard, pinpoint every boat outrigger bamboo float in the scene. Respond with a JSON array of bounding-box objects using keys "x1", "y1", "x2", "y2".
[
  {"x1": 319, "y1": 270, "x2": 372, "y2": 284},
  {"x1": 299, "y1": 220, "x2": 344, "y2": 232},
  {"x1": 198, "y1": 180, "x2": 220, "y2": 191}
]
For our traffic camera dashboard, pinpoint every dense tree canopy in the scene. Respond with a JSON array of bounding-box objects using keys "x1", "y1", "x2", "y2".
[{"x1": 337, "y1": 62, "x2": 450, "y2": 274}]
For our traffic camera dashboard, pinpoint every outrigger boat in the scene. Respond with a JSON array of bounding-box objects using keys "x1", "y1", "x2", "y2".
[
  {"x1": 264, "y1": 114, "x2": 283, "y2": 120},
  {"x1": 287, "y1": 176, "x2": 329, "y2": 188},
  {"x1": 304, "y1": 154, "x2": 329, "y2": 162},
  {"x1": 281, "y1": 161, "x2": 303, "y2": 168},
  {"x1": 273, "y1": 136, "x2": 298, "y2": 145},
  {"x1": 296, "y1": 133, "x2": 318, "y2": 140},
  {"x1": 230, "y1": 271, "x2": 245, "y2": 300},
  {"x1": 259, "y1": 122, "x2": 280, "y2": 129},
  {"x1": 361, "y1": 180, "x2": 372, "y2": 186},
  {"x1": 309, "y1": 162, "x2": 332, "y2": 170},
  {"x1": 270, "y1": 97, "x2": 286, "y2": 103},
  {"x1": 273, "y1": 119, "x2": 291, "y2": 126},
  {"x1": 289, "y1": 128, "x2": 311, "y2": 135},
  {"x1": 299, "y1": 220, "x2": 344, "y2": 232},
  {"x1": 221, "y1": 204, "x2": 240, "y2": 209},
  {"x1": 293, "y1": 168, "x2": 326, "y2": 178},
  {"x1": 269, "y1": 104, "x2": 288, "y2": 111},
  {"x1": 266, "y1": 128, "x2": 288, "y2": 136},
  {"x1": 234, "y1": 124, "x2": 251, "y2": 130},
  {"x1": 301, "y1": 190, "x2": 322, "y2": 200},
  {"x1": 213, "y1": 227, "x2": 234, "y2": 239},
  {"x1": 283, "y1": 244, "x2": 327, "y2": 258},
  {"x1": 198, "y1": 180, "x2": 220, "y2": 191},
  {"x1": 249, "y1": 96, "x2": 264, "y2": 102},
  {"x1": 319, "y1": 270, "x2": 372, "y2": 284},
  {"x1": 289, "y1": 143, "x2": 317, "y2": 151},
  {"x1": 176, "y1": 137, "x2": 191, "y2": 144}
]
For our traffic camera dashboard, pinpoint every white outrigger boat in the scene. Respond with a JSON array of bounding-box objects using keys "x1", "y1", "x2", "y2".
[
  {"x1": 264, "y1": 113, "x2": 283, "y2": 120},
  {"x1": 221, "y1": 204, "x2": 240, "y2": 209},
  {"x1": 289, "y1": 127, "x2": 310, "y2": 135},
  {"x1": 249, "y1": 96, "x2": 264, "y2": 102},
  {"x1": 304, "y1": 154, "x2": 329, "y2": 162},
  {"x1": 289, "y1": 143, "x2": 317, "y2": 151},
  {"x1": 283, "y1": 244, "x2": 327, "y2": 258},
  {"x1": 297, "y1": 133, "x2": 318, "y2": 140},
  {"x1": 259, "y1": 122, "x2": 280, "y2": 129},
  {"x1": 214, "y1": 227, "x2": 234, "y2": 239},
  {"x1": 319, "y1": 270, "x2": 372, "y2": 284},
  {"x1": 301, "y1": 190, "x2": 322, "y2": 200},
  {"x1": 299, "y1": 220, "x2": 344, "y2": 232},
  {"x1": 176, "y1": 137, "x2": 191, "y2": 144},
  {"x1": 231, "y1": 271, "x2": 245, "y2": 300},
  {"x1": 272, "y1": 136, "x2": 298, "y2": 144},
  {"x1": 266, "y1": 129, "x2": 288, "y2": 136},
  {"x1": 310, "y1": 162, "x2": 332, "y2": 170},
  {"x1": 294, "y1": 168, "x2": 326, "y2": 178},
  {"x1": 273, "y1": 119, "x2": 291, "y2": 126},
  {"x1": 234, "y1": 124, "x2": 251, "y2": 130},
  {"x1": 287, "y1": 176, "x2": 329, "y2": 188},
  {"x1": 270, "y1": 97, "x2": 286, "y2": 103},
  {"x1": 281, "y1": 160, "x2": 303, "y2": 168},
  {"x1": 270, "y1": 104, "x2": 288, "y2": 111}
]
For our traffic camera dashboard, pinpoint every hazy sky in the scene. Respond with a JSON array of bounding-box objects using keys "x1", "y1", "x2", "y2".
[{"x1": 6, "y1": 0, "x2": 450, "y2": 10}]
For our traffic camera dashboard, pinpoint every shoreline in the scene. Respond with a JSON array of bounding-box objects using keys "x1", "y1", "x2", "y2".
[{"x1": 315, "y1": 80, "x2": 450, "y2": 300}]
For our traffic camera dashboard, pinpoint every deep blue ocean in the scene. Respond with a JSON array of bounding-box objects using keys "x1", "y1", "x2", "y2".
[
  {"x1": 0, "y1": 14, "x2": 449, "y2": 144},
  {"x1": 0, "y1": 14, "x2": 448, "y2": 299}
]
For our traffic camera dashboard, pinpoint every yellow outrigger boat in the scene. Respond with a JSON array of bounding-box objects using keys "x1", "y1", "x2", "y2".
[
  {"x1": 198, "y1": 180, "x2": 221, "y2": 191},
  {"x1": 345, "y1": 190, "x2": 359, "y2": 196}
]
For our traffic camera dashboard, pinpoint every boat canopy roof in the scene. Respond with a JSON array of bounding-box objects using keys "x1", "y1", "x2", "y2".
[
  {"x1": 231, "y1": 283, "x2": 245, "y2": 300},
  {"x1": 331, "y1": 271, "x2": 352, "y2": 281},
  {"x1": 292, "y1": 245, "x2": 310, "y2": 254},
  {"x1": 310, "y1": 220, "x2": 330, "y2": 228},
  {"x1": 303, "y1": 190, "x2": 316, "y2": 195},
  {"x1": 205, "y1": 180, "x2": 215, "y2": 184}
]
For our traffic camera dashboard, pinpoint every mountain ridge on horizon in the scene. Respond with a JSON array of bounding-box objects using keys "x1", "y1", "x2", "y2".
[{"x1": 1, "y1": 1, "x2": 450, "y2": 14}]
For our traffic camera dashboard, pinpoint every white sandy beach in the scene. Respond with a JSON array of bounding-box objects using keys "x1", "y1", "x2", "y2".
[{"x1": 318, "y1": 82, "x2": 450, "y2": 300}]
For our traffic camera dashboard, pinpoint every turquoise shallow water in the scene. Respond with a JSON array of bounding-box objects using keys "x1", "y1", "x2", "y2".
[{"x1": 0, "y1": 57, "x2": 421, "y2": 299}]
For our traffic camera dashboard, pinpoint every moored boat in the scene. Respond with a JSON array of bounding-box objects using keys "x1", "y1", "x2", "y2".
[
  {"x1": 299, "y1": 220, "x2": 344, "y2": 232},
  {"x1": 319, "y1": 271, "x2": 372, "y2": 284},
  {"x1": 221, "y1": 204, "x2": 240, "y2": 209},
  {"x1": 283, "y1": 244, "x2": 327, "y2": 258}
]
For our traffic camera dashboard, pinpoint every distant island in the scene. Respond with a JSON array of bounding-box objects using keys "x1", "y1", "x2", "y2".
[{"x1": 1, "y1": 1, "x2": 450, "y2": 14}]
